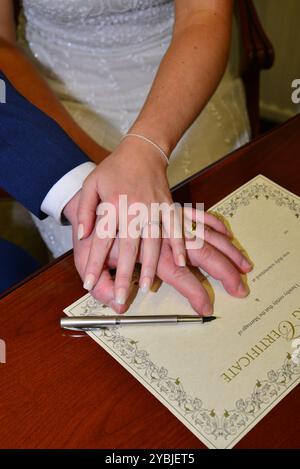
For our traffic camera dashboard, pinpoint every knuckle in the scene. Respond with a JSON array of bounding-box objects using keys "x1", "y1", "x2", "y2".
[
  {"x1": 74, "y1": 258, "x2": 83, "y2": 278},
  {"x1": 231, "y1": 279, "x2": 243, "y2": 295},
  {"x1": 91, "y1": 289, "x2": 107, "y2": 304},
  {"x1": 87, "y1": 259, "x2": 101, "y2": 274},
  {"x1": 223, "y1": 265, "x2": 239, "y2": 285},
  {"x1": 96, "y1": 226, "x2": 113, "y2": 246},
  {"x1": 115, "y1": 273, "x2": 131, "y2": 288},
  {"x1": 204, "y1": 226, "x2": 212, "y2": 238},
  {"x1": 122, "y1": 239, "x2": 138, "y2": 256},
  {"x1": 108, "y1": 192, "x2": 120, "y2": 208},
  {"x1": 97, "y1": 238, "x2": 111, "y2": 251},
  {"x1": 191, "y1": 294, "x2": 209, "y2": 311},
  {"x1": 198, "y1": 243, "x2": 213, "y2": 262},
  {"x1": 171, "y1": 266, "x2": 188, "y2": 282},
  {"x1": 141, "y1": 262, "x2": 156, "y2": 276},
  {"x1": 77, "y1": 202, "x2": 85, "y2": 217}
]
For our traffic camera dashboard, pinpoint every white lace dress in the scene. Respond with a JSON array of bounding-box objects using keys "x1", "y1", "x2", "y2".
[{"x1": 18, "y1": 0, "x2": 250, "y2": 257}]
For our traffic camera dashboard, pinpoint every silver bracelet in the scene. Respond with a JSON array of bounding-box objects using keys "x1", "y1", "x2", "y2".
[{"x1": 121, "y1": 133, "x2": 170, "y2": 165}]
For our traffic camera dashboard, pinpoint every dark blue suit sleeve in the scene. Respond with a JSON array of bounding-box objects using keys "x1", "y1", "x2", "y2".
[{"x1": 0, "y1": 70, "x2": 90, "y2": 219}]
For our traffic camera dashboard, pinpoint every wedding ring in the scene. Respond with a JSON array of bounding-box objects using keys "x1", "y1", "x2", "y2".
[{"x1": 190, "y1": 220, "x2": 197, "y2": 234}]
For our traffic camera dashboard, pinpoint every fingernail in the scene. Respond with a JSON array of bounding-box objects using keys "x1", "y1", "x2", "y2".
[
  {"x1": 242, "y1": 259, "x2": 253, "y2": 271},
  {"x1": 238, "y1": 280, "x2": 250, "y2": 297},
  {"x1": 178, "y1": 254, "x2": 186, "y2": 267},
  {"x1": 109, "y1": 300, "x2": 124, "y2": 313},
  {"x1": 202, "y1": 303, "x2": 213, "y2": 316},
  {"x1": 115, "y1": 287, "x2": 127, "y2": 305},
  {"x1": 226, "y1": 229, "x2": 233, "y2": 238},
  {"x1": 140, "y1": 277, "x2": 152, "y2": 293},
  {"x1": 83, "y1": 273, "x2": 96, "y2": 291},
  {"x1": 77, "y1": 224, "x2": 84, "y2": 241}
]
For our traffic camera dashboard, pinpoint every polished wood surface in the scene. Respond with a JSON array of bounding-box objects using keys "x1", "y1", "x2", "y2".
[{"x1": 0, "y1": 116, "x2": 300, "y2": 449}]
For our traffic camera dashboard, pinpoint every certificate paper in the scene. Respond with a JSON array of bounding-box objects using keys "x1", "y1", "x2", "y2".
[{"x1": 64, "y1": 175, "x2": 300, "y2": 448}]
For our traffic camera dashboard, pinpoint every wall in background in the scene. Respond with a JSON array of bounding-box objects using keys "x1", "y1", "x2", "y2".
[{"x1": 254, "y1": 0, "x2": 300, "y2": 122}]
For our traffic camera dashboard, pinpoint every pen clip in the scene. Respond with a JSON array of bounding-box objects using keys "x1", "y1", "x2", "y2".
[{"x1": 62, "y1": 326, "x2": 108, "y2": 332}]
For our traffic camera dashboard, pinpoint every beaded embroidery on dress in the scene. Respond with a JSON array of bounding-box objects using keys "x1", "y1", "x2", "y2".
[{"x1": 18, "y1": 0, "x2": 250, "y2": 257}]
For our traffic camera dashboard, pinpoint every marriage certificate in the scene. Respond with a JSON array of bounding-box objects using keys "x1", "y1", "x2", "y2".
[{"x1": 64, "y1": 175, "x2": 300, "y2": 448}]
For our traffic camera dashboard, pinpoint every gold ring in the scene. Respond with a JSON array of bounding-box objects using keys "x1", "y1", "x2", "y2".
[{"x1": 190, "y1": 220, "x2": 197, "y2": 234}]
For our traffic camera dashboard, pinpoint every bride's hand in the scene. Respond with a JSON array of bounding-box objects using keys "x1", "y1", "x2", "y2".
[
  {"x1": 66, "y1": 192, "x2": 252, "y2": 315},
  {"x1": 77, "y1": 137, "x2": 186, "y2": 306}
]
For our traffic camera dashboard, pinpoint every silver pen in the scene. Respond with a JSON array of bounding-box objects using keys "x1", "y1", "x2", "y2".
[{"x1": 60, "y1": 315, "x2": 217, "y2": 331}]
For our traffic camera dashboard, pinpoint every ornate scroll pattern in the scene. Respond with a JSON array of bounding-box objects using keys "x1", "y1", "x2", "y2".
[
  {"x1": 212, "y1": 182, "x2": 300, "y2": 219},
  {"x1": 70, "y1": 296, "x2": 300, "y2": 443}
]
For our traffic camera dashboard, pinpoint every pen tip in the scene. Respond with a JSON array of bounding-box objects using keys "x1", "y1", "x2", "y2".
[{"x1": 203, "y1": 316, "x2": 218, "y2": 322}]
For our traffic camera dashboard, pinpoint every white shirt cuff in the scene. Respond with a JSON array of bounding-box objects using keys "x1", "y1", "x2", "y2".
[{"x1": 41, "y1": 162, "x2": 96, "y2": 224}]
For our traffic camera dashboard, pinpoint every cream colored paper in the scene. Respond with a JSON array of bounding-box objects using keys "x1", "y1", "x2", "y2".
[{"x1": 64, "y1": 175, "x2": 300, "y2": 449}]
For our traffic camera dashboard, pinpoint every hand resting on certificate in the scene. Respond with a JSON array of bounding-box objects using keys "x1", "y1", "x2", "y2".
[{"x1": 64, "y1": 194, "x2": 253, "y2": 316}]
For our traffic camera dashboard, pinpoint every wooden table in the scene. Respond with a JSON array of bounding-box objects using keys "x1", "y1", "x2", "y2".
[{"x1": 0, "y1": 116, "x2": 299, "y2": 449}]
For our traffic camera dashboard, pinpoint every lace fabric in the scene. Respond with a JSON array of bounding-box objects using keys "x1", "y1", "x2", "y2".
[{"x1": 18, "y1": 0, "x2": 250, "y2": 257}]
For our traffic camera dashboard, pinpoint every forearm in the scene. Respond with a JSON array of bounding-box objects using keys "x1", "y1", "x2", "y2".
[
  {"x1": 0, "y1": 40, "x2": 109, "y2": 163},
  {"x1": 129, "y1": 6, "x2": 233, "y2": 155}
]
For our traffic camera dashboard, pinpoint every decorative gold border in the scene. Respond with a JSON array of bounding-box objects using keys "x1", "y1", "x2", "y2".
[{"x1": 213, "y1": 177, "x2": 300, "y2": 219}]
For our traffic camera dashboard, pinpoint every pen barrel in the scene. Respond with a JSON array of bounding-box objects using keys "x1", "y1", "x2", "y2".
[
  {"x1": 177, "y1": 316, "x2": 205, "y2": 323},
  {"x1": 118, "y1": 315, "x2": 179, "y2": 325},
  {"x1": 60, "y1": 317, "x2": 110, "y2": 329},
  {"x1": 60, "y1": 315, "x2": 180, "y2": 329},
  {"x1": 60, "y1": 315, "x2": 210, "y2": 330}
]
